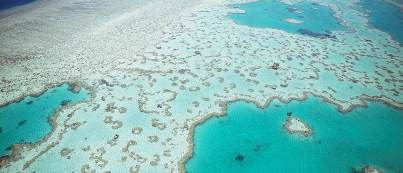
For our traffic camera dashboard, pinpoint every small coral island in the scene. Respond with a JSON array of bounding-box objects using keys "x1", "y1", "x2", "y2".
[
  {"x1": 359, "y1": 165, "x2": 383, "y2": 173},
  {"x1": 283, "y1": 114, "x2": 312, "y2": 137}
]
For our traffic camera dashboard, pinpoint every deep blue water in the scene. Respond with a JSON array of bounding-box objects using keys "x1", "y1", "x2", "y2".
[
  {"x1": 229, "y1": 0, "x2": 345, "y2": 38},
  {"x1": 186, "y1": 97, "x2": 403, "y2": 173},
  {"x1": 359, "y1": 0, "x2": 403, "y2": 45},
  {"x1": 0, "y1": 84, "x2": 89, "y2": 156},
  {"x1": 0, "y1": 0, "x2": 35, "y2": 11}
]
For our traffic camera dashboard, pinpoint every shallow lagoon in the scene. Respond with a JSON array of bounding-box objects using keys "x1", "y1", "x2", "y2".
[
  {"x1": 0, "y1": 84, "x2": 89, "y2": 157},
  {"x1": 186, "y1": 97, "x2": 403, "y2": 173},
  {"x1": 229, "y1": 0, "x2": 345, "y2": 37}
]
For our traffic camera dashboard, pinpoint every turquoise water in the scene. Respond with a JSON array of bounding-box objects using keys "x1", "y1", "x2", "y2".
[
  {"x1": 359, "y1": 0, "x2": 403, "y2": 45},
  {"x1": 229, "y1": 0, "x2": 345, "y2": 37},
  {"x1": 186, "y1": 97, "x2": 403, "y2": 173},
  {"x1": 0, "y1": 84, "x2": 89, "y2": 156}
]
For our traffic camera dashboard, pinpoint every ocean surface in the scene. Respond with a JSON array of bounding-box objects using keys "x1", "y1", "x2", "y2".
[
  {"x1": 0, "y1": 84, "x2": 89, "y2": 156},
  {"x1": 229, "y1": 0, "x2": 345, "y2": 37},
  {"x1": 0, "y1": 0, "x2": 34, "y2": 11},
  {"x1": 186, "y1": 97, "x2": 403, "y2": 173}
]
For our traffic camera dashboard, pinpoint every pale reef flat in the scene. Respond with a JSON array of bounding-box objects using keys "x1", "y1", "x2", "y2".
[{"x1": 0, "y1": 0, "x2": 402, "y2": 172}]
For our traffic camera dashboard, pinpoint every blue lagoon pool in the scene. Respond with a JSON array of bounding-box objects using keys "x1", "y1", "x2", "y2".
[
  {"x1": 0, "y1": 84, "x2": 89, "y2": 156},
  {"x1": 229, "y1": 0, "x2": 345, "y2": 38},
  {"x1": 359, "y1": 0, "x2": 403, "y2": 45},
  {"x1": 186, "y1": 97, "x2": 403, "y2": 173}
]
